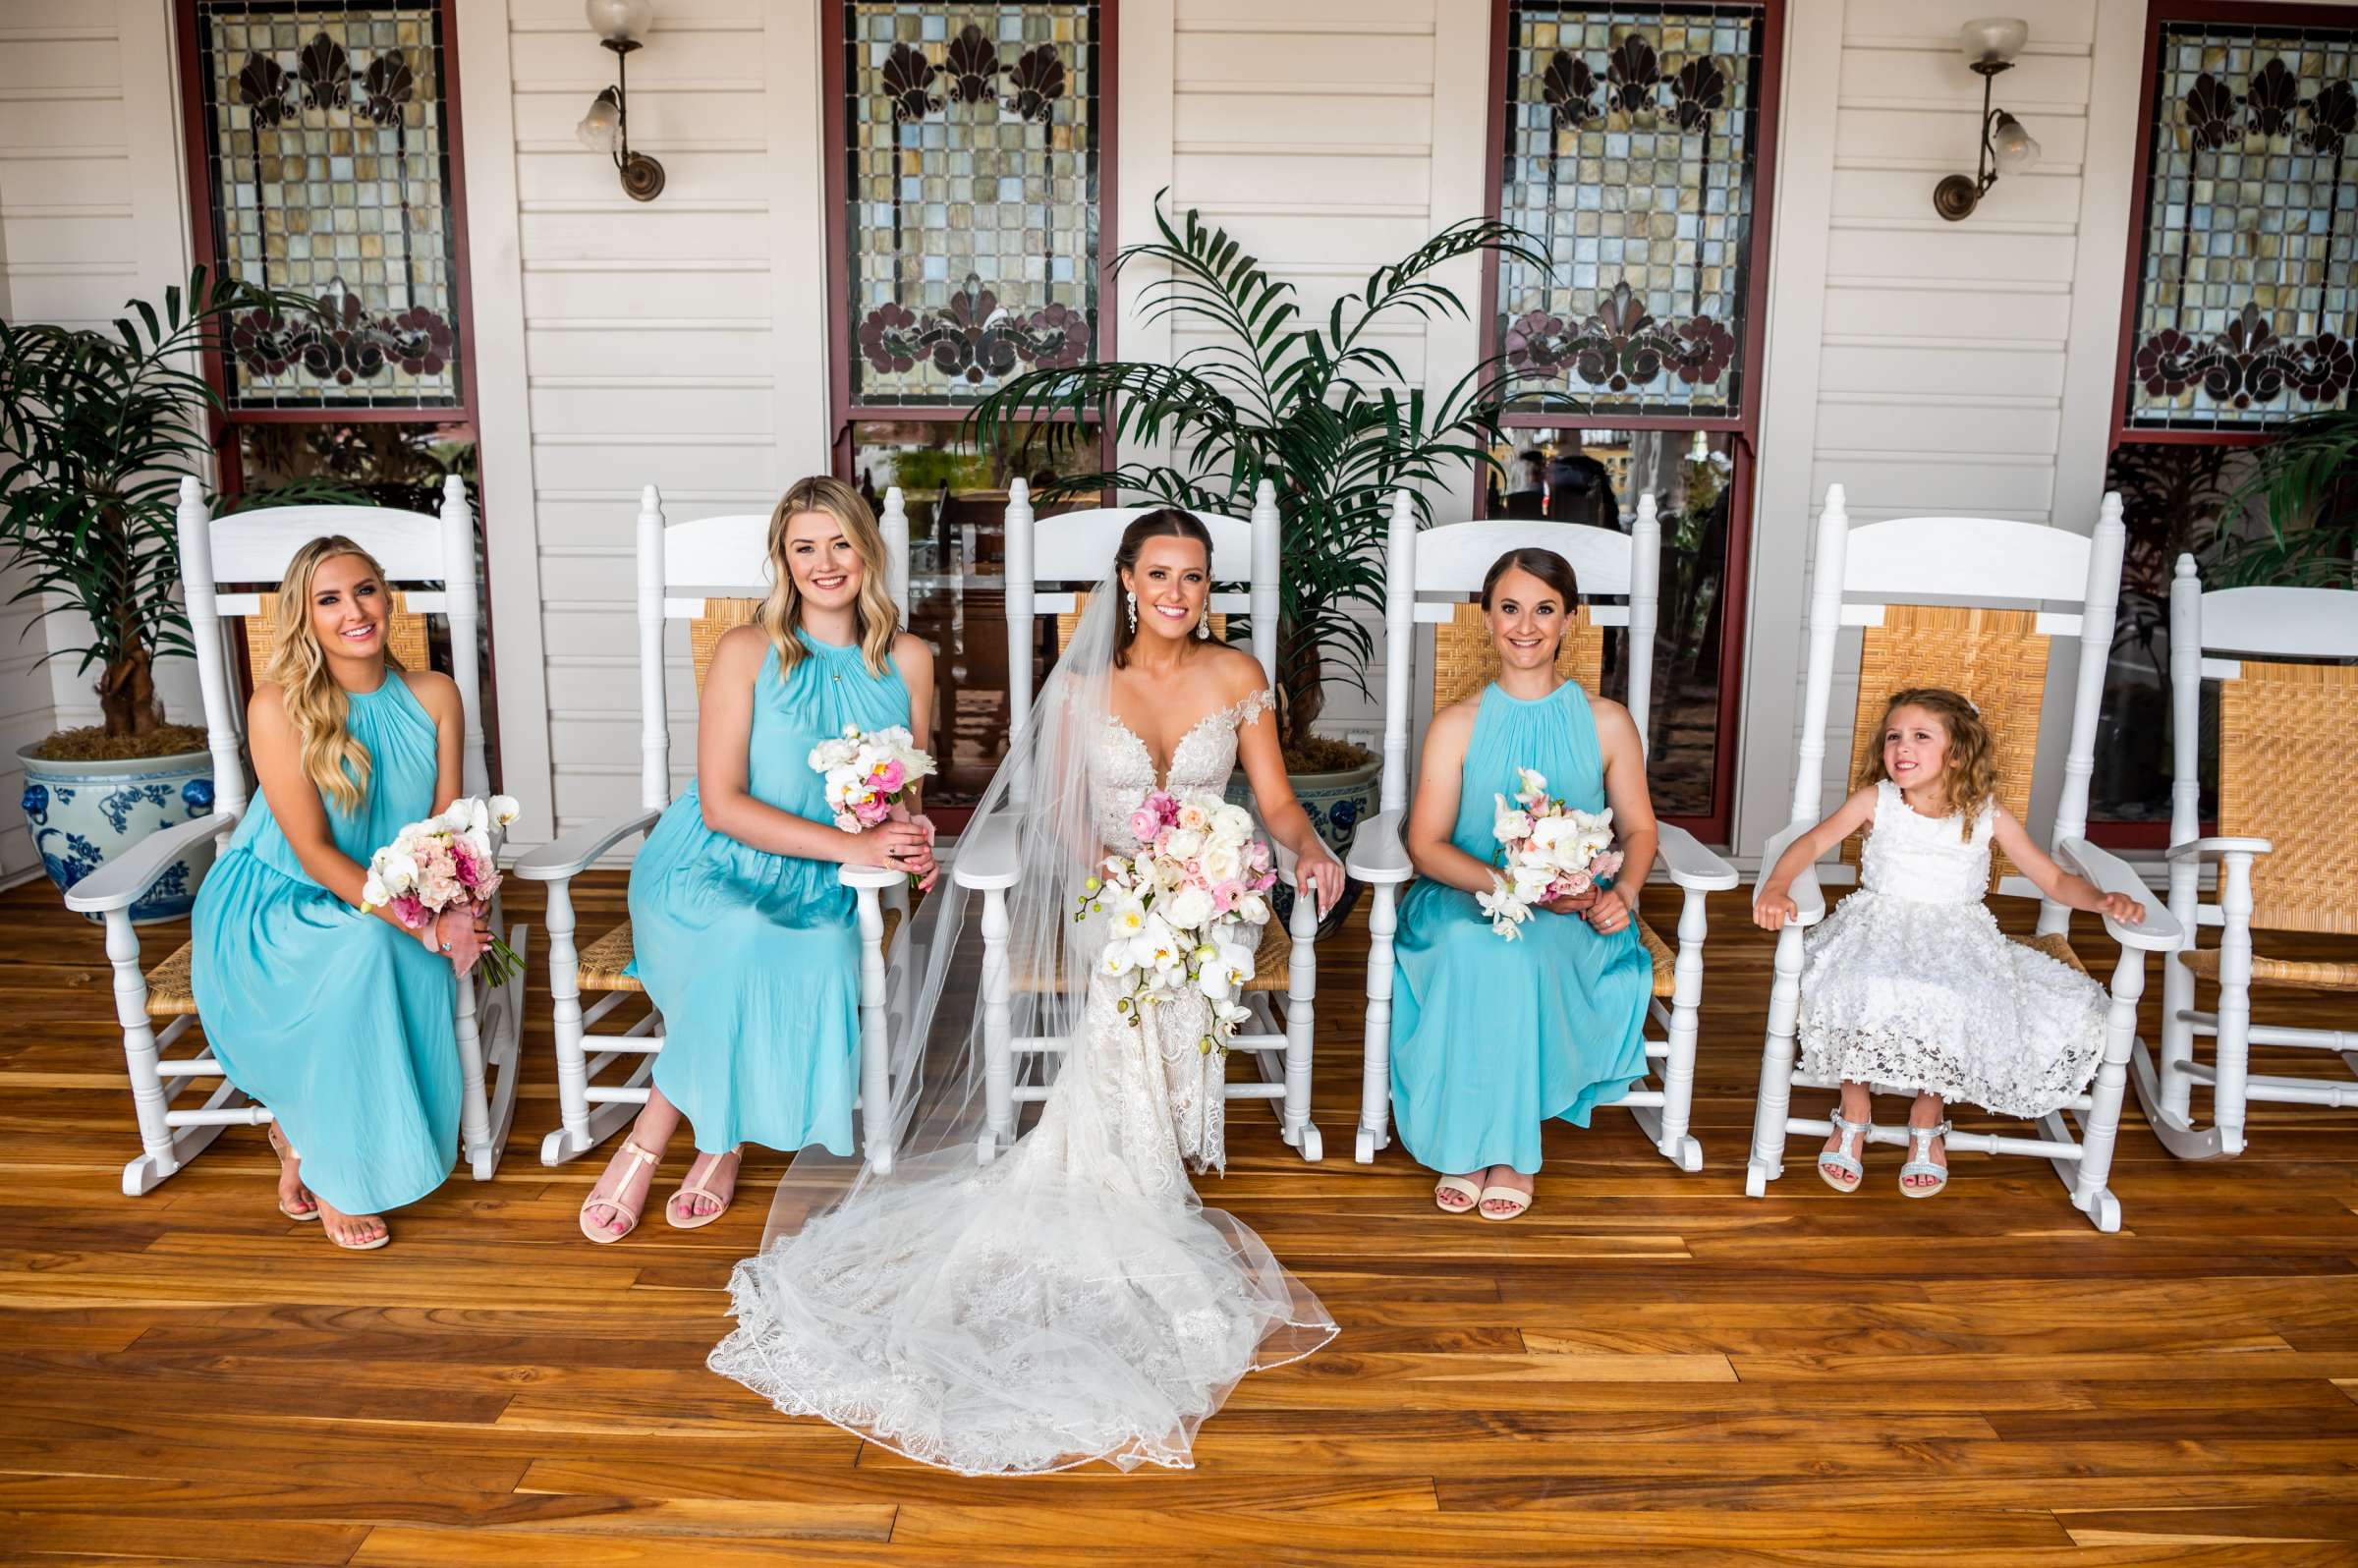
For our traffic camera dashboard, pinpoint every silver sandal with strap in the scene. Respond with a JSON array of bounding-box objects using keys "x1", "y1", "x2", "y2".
[
  {"x1": 1899, "y1": 1120, "x2": 1951, "y2": 1199},
  {"x1": 1819, "y1": 1109, "x2": 1871, "y2": 1193}
]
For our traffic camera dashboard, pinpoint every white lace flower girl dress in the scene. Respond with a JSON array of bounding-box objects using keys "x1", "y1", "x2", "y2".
[{"x1": 1797, "y1": 780, "x2": 2107, "y2": 1118}]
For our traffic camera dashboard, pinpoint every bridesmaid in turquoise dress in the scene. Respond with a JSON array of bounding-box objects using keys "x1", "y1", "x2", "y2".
[
  {"x1": 579, "y1": 476, "x2": 937, "y2": 1243},
  {"x1": 1389, "y1": 547, "x2": 1659, "y2": 1220},
  {"x1": 192, "y1": 536, "x2": 490, "y2": 1252}
]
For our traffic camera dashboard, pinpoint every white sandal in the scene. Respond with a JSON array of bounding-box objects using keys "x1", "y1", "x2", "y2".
[
  {"x1": 1819, "y1": 1109, "x2": 1871, "y2": 1194},
  {"x1": 1432, "y1": 1175, "x2": 1482, "y2": 1214},
  {"x1": 1899, "y1": 1121, "x2": 1950, "y2": 1199}
]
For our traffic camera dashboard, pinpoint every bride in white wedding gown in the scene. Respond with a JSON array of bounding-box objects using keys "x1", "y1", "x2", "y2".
[{"x1": 708, "y1": 510, "x2": 1346, "y2": 1475}]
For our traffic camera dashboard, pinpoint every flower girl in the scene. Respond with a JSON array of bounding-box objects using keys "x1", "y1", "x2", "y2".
[{"x1": 1753, "y1": 688, "x2": 2145, "y2": 1197}]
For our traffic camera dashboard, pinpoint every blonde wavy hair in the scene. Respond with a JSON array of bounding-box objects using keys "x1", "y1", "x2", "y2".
[
  {"x1": 264, "y1": 535, "x2": 401, "y2": 813},
  {"x1": 1855, "y1": 686, "x2": 1997, "y2": 840},
  {"x1": 758, "y1": 476, "x2": 899, "y2": 677}
]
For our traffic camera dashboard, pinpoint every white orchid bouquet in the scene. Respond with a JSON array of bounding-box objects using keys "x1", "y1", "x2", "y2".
[
  {"x1": 1476, "y1": 767, "x2": 1626, "y2": 941},
  {"x1": 1075, "y1": 788, "x2": 1279, "y2": 1056},
  {"x1": 810, "y1": 723, "x2": 936, "y2": 831},
  {"x1": 360, "y1": 794, "x2": 525, "y2": 984}
]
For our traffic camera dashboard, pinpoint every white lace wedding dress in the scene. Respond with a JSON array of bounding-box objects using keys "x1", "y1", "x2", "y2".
[
  {"x1": 1798, "y1": 779, "x2": 2108, "y2": 1117},
  {"x1": 707, "y1": 686, "x2": 1336, "y2": 1476}
]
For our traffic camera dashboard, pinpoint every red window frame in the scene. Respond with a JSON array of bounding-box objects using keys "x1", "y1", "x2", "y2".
[
  {"x1": 1476, "y1": 0, "x2": 1786, "y2": 846},
  {"x1": 172, "y1": 0, "x2": 497, "y2": 772},
  {"x1": 819, "y1": 0, "x2": 1119, "y2": 473},
  {"x1": 2094, "y1": 0, "x2": 2358, "y2": 849}
]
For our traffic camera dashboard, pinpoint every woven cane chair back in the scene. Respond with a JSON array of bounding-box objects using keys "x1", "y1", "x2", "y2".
[
  {"x1": 2218, "y1": 657, "x2": 2358, "y2": 936},
  {"x1": 241, "y1": 589, "x2": 431, "y2": 678},
  {"x1": 1432, "y1": 601, "x2": 1607, "y2": 709}
]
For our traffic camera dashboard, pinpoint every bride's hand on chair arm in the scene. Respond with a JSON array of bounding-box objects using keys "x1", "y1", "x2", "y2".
[{"x1": 1232, "y1": 685, "x2": 1346, "y2": 918}]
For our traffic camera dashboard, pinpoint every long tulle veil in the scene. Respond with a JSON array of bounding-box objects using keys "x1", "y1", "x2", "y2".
[{"x1": 715, "y1": 579, "x2": 1334, "y2": 1475}]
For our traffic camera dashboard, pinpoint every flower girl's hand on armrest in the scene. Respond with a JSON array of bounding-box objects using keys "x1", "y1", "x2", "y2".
[
  {"x1": 1754, "y1": 889, "x2": 1798, "y2": 931},
  {"x1": 2098, "y1": 890, "x2": 2146, "y2": 925}
]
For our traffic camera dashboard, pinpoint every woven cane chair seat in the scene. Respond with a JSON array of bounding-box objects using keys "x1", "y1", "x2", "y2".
[
  {"x1": 142, "y1": 941, "x2": 199, "y2": 1018},
  {"x1": 577, "y1": 908, "x2": 907, "y2": 996},
  {"x1": 2176, "y1": 944, "x2": 2358, "y2": 992},
  {"x1": 2012, "y1": 929, "x2": 2089, "y2": 978}
]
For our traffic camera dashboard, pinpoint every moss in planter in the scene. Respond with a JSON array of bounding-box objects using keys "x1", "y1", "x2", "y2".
[
  {"x1": 1282, "y1": 735, "x2": 1375, "y2": 774},
  {"x1": 27, "y1": 722, "x2": 210, "y2": 762}
]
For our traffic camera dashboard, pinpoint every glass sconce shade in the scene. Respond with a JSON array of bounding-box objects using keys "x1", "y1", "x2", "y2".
[
  {"x1": 1959, "y1": 17, "x2": 2029, "y2": 67},
  {"x1": 585, "y1": 0, "x2": 654, "y2": 43}
]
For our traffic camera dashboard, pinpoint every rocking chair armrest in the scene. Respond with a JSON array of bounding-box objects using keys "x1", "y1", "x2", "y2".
[
  {"x1": 64, "y1": 809, "x2": 242, "y2": 915},
  {"x1": 1752, "y1": 821, "x2": 1825, "y2": 929},
  {"x1": 838, "y1": 864, "x2": 903, "y2": 893},
  {"x1": 1343, "y1": 811, "x2": 1415, "y2": 885},
  {"x1": 951, "y1": 814, "x2": 1022, "y2": 892},
  {"x1": 2055, "y1": 836, "x2": 2183, "y2": 953},
  {"x1": 2162, "y1": 834, "x2": 2274, "y2": 865},
  {"x1": 512, "y1": 810, "x2": 662, "y2": 881},
  {"x1": 1655, "y1": 822, "x2": 1739, "y2": 893}
]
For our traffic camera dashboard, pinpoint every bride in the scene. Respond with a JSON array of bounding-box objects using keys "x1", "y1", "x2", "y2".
[{"x1": 708, "y1": 508, "x2": 1347, "y2": 1475}]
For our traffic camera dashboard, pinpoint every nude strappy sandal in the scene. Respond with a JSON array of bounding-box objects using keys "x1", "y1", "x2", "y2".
[
  {"x1": 580, "y1": 1137, "x2": 660, "y2": 1243},
  {"x1": 666, "y1": 1148, "x2": 743, "y2": 1230},
  {"x1": 1432, "y1": 1175, "x2": 1482, "y2": 1214},
  {"x1": 1477, "y1": 1183, "x2": 1534, "y2": 1221},
  {"x1": 1899, "y1": 1120, "x2": 1951, "y2": 1199},
  {"x1": 265, "y1": 1122, "x2": 319, "y2": 1222},
  {"x1": 1819, "y1": 1109, "x2": 1872, "y2": 1194}
]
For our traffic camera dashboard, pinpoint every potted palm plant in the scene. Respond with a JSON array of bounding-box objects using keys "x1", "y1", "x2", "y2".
[
  {"x1": 2, "y1": 268, "x2": 354, "y2": 921},
  {"x1": 973, "y1": 198, "x2": 1544, "y2": 928}
]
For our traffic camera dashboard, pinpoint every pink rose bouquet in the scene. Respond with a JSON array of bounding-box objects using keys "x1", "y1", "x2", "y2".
[{"x1": 360, "y1": 794, "x2": 525, "y2": 984}]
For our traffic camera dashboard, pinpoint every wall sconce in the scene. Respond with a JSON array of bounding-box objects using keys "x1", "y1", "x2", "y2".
[
  {"x1": 578, "y1": 0, "x2": 664, "y2": 201},
  {"x1": 1934, "y1": 17, "x2": 2041, "y2": 221}
]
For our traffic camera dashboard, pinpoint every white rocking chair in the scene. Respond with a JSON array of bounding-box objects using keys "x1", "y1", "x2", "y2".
[
  {"x1": 954, "y1": 476, "x2": 1326, "y2": 1163},
  {"x1": 65, "y1": 476, "x2": 527, "y2": 1193},
  {"x1": 511, "y1": 484, "x2": 915, "y2": 1173},
  {"x1": 1743, "y1": 484, "x2": 2180, "y2": 1232},
  {"x1": 2133, "y1": 555, "x2": 2358, "y2": 1158},
  {"x1": 1344, "y1": 492, "x2": 1741, "y2": 1169}
]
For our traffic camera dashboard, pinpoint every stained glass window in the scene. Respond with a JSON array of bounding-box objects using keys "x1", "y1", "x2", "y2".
[
  {"x1": 2124, "y1": 19, "x2": 2357, "y2": 430},
  {"x1": 1494, "y1": 3, "x2": 1768, "y2": 420},
  {"x1": 841, "y1": 2, "x2": 1099, "y2": 406},
  {"x1": 193, "y1": 1, "x2": 464, "y2": 411}
]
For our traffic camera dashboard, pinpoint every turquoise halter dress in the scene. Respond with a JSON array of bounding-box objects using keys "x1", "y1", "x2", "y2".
[
  {"x1": 190, "y1": 674, "x2": 460, "y2": 1215},
  {"x1": 1387, "y1": 679, "x2": 1654, "y2": 1176},
  {"x1": 627, "y1": 631, "x2": 912, "y2": 1155}
]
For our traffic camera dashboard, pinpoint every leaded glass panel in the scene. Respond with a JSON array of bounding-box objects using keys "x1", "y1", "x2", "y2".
[
  {"x1": 2125, "y1": 19, "x2": 2358, "y2": 430},
  {"x1": 193, "y1": 0, "x2": 463, "y2": 411},
  {"x1": 842, "y1": 2, "x2": 1099, "y2": 406},
  {"x1": 1495, "y1": 3, "x2": 1767, "y2": 420}
]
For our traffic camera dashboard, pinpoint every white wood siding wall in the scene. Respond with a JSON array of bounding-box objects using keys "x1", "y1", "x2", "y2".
[
  {"x1": 1733, "y1": 0, "x2": 2147, "y2": 858},
  {"x1": 1122, "y1": 0, "x2": 1493, "y2": 747},
  {"x1": 458, "y1": 0, "x2": 834, "y2": 849},
  {"x1": 0, "y1": 0, "x2": 196, "y2": 879}
]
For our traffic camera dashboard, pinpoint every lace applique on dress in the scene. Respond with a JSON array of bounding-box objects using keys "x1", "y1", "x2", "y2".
[{"x1": 1795, "y1": 780, "x2": 2109, "y2": 1117}]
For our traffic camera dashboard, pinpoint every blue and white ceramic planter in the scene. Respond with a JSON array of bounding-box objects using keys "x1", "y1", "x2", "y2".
[
  {"x1": 17, "y1": 744, "x2": 219, "y2": 924},
  {"x1": 1227, "y1": 751, "x2": 1381, "y2": 939}
]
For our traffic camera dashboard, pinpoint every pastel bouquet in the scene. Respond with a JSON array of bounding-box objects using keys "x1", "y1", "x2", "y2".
[
  {"x1": 809, "y1": 723, "x2": 936, "y2": 832},
  {"x1": 1076, "y1": 788, "x2": 1279, "y2": 1056},
  {"x1": 360, "y1": 794, "x2": 525, "y2": 984},
  {"x1": 1477, "y1": 767, "x2": 1626, "y2": 941}
]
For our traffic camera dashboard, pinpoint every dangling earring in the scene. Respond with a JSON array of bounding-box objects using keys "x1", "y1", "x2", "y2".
[
  {"x1": 1125, "y1": 590, "x2": 1138, "y2": 634},
  {"x1": 1195, "y1": 609, "x2": 1211, "y2": 641}
]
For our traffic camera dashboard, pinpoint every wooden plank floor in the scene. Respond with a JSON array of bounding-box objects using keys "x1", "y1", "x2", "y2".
[{"x1": 5, "y1": 874, "x2": 2357, "y2": 1566}]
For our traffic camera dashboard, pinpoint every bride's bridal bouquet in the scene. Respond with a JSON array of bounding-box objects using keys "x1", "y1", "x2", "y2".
[
  {"x1": 1078, "y1": 788, "x2": 1279, "y2": 1055},
  {"x1": 360, "y1": 794, "x2": 526, "y2": 984},
  {"x1": 1477, "y1": 767, "x2": 1625, "y2": 941},
  {"x1": 810, "y1": 723, "x2": 936, "y2": 832}
]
